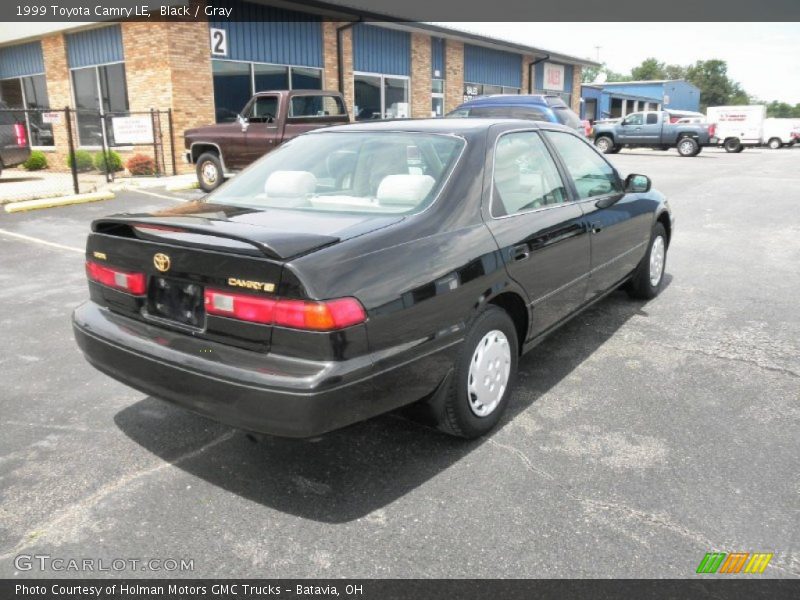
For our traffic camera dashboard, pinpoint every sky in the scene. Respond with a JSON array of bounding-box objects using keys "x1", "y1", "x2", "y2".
[{"x1": 437, "y1": 22, "x2": 800, "y2": 104}]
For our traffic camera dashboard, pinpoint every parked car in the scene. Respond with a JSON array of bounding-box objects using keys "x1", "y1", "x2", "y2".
[
  {"x1": 762, "y1": 118, "x2": 798, "y2": 149},
  {"x1": 0, "y1": 101, "x2": 31, "y2": 177},
  {"x1": 592, "y1": 110, "x2": 715, "y2": 156},
  {"x1": 74, "y1": 119, "x2": 672, "y2": 439},
  {"x1": 184, "y1": 90, "x2": 349, "y2": 191},
  {"x1": 447, "y1": 94, "x2": 585, "y2": 134}
]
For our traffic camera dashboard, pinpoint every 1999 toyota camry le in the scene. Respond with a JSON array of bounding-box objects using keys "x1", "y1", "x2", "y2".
[{"x1": 73, "y1": 119, "x2": 672, "y2": 439}]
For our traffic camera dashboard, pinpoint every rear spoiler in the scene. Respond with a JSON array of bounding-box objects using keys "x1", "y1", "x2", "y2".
[{"x1": 92, "y1": 216, "x2": 339, "y2": 260}]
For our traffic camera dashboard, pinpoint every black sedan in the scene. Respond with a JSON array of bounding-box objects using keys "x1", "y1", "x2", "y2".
[{"x1": 73, "y1": 119, "x2": 672, "y2": 439}]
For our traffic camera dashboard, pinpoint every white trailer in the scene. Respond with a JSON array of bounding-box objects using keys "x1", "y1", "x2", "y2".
[
  {"x1": 706, "y1": 105, "x2": 766, "y2": 153},
  {"x1": 762, "y1": 118, "x2": 799, "y2": 149}
]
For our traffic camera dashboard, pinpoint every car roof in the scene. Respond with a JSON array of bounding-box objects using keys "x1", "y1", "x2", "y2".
[
  {"x1": 458, "y1": 94, "x2": 559, "y2": 107},
  {"x1": 315, "y1": 118, "x2": 576, "y2": 136}
]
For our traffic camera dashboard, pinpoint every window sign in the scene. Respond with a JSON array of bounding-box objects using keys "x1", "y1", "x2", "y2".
[
  {"x1": 543, "y1": 63, "x2": 565, "y2": 91},
  {"x1": 210, "y1": 28, "x2": 228, "y2": 57}
]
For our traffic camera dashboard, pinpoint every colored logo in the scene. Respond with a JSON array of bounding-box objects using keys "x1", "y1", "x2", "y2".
[
  {"x1": 153, "y1": 253, "x2": 171, "y2": 272},
  {"x1": 696, "y1": 552, "x2": 773, "y2": 574}
]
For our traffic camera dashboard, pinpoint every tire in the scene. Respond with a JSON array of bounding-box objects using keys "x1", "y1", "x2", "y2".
[
  {"x1": 676, "y1": 137, "x2": 700, "y2": 157},
  {"x1": 608, "y1": 145, "x2": 622, "y2": 154},
  {"x1": 595, "y1": 136, "x2": 615, "y2": 154},
  {"x1": 627, "y1": 222, "x2": 668, "y2": 300},
  {"x1": 196, "y1": 152, "x2": 224, "y2": 192},
  {"x1": 436, "y1": 306, "x2": 518, "y2": 438},
  {"x1": 724, "y1": 138, "x2": 742, "y2": 153},
  {"x1": 734, "y1": 145, "x2": 745, "y2": 153},
  {"x1": 768, "y1": 138, "x2": 782, "y2": 150}
]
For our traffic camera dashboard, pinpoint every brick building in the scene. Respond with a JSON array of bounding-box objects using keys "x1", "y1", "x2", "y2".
[{"x1": 0, "y1": 0, "x2": 595, "y2": 174}]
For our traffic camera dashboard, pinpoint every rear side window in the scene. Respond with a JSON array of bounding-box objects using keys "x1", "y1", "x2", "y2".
[
  {"x1": 646, "y1": 113, "x2": 658, "y2": 125},
  {"x1": 290, "y1": 95, "x2": 346, "y2": 118},
  {"x1": 546, "y1": 131, "x2": 621, "y2": 199},
  {"x1": 447, "y1": 108, "x2": 470, "y2": 118},
  {"x1": 469, "y1": 106, "x2": 513, "y2": 118},
  {"x1": 492, "y1": 131, "x2": 568, "y2": 217}
]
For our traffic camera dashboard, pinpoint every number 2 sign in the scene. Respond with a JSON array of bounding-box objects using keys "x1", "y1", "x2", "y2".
[{"x1": 210, "y1": 28, "x2": 228, "y2": 57}]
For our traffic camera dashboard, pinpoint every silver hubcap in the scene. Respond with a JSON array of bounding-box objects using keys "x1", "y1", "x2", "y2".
[
  {"x1": 201, "y1": 161, "x2": 218, "y2": 184},
  {"x1": 597, "y1": 138, "x2": 610, "y2": 151},
  {"x1": 649, "y1": 235, "x2": 666, "y2": 287},
  {"x1": 467, "y1": 330, "x2": 511, "y2": 417},
  {"x1": 679, "y1": 140, "x2": 694, "y2": 154}
]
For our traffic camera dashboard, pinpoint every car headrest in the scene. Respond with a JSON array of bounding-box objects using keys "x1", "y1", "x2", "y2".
[
  {"x1": 264, "y1": 170, "x2": 317, "y2": 198},
  {"x1": 376, "y1": 174, "x2": 436, "y2": 206}
]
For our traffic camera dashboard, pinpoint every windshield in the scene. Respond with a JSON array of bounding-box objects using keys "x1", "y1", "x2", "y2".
[{"x1": 206, "y1": 132, "x2": 465, "y2": 215}]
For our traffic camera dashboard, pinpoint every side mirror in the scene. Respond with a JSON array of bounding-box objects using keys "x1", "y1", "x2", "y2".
[
  {"x1": 624, "y1": 173, "x2": 651, "y2": 193},
  {"x1": 237, "y1": 114, "x2": 248, "y2": 129}
]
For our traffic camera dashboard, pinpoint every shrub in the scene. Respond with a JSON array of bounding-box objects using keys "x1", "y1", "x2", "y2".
[
  {"x1": 23, "y1": 150, "x2": 48, "y2": 171},
  {"x1": 126, "y1": 153, "x2": 157, "y2": 176},
  {"x1": 66, "y1": 149, "x2": 93, "y2": 172},
  {"x1": 93, "y1": 150, "x2": 123, "y2": 173}
]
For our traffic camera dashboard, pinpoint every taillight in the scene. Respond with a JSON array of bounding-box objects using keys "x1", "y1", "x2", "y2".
[
  {"x1": 14, "y1": 122, "x2": 27, "y2": 146},
  {"x1": 86, "y1": 261, "x2": 147, "y2": 295},
  {"x1": 708, "y1": 123, "x2": 716, "y2": 138},
  {"x1": 204, "y1": 290, "x2": 366, "y2": 331}
]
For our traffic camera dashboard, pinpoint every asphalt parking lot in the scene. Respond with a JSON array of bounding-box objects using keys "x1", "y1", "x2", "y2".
[{"x1": 1, "y1": 146, "x2": 798, "y2": 579}]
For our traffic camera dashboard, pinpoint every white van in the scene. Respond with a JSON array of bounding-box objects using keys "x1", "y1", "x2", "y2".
[
  {"x1": 707, "y1": 105, "x2": 766, "y2": 152},
  {"x1": 762, "y1": 118, "x2": 798, "y2": 149}
]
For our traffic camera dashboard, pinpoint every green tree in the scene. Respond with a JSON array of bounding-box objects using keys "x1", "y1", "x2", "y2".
[
  {"x1": 582, "y1": 63, "x2": 630, "y2": 84},
  {"x1": 631, "y1": 58, "x2": 666, "y2": 80},
  {"x1": 683, "y1": 59, "x2": 747, "y2": 110},
  {"x1": 765, "y1": 100, "x2": 798, "y2": 118}
]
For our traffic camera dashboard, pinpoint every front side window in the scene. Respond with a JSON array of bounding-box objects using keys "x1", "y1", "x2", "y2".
[
  {"x1": 289, "y1": 95, "x2": 345, "y2": 118},
  {"x1": 205, "y1": 132, "x2": 464, "y2": 215},
  {"x1": 546, "y1": 131, "x2": 621, "y2": 200},
  {"x1": 492, "y1": 131, "x2": 568, "y2": 217},
  {"x1": 624, "y1": 113, "x2": 644, "y2": 126},
  {"x1": 247, "y1": 96, "x2": 278, "y2": 122}
]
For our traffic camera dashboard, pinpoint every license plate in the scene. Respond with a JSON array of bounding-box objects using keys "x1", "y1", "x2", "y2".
[{"x1": 147, "y1": 276, "x2": 204, "y2": 327}]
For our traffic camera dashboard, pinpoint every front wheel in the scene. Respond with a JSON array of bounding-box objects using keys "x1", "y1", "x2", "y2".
[
  {"x1": 436, "y1": 306, "x2": 518, "y2": 438},
  {"x1": 677, "y1": 137, "x2": 700, "y2": 157},
  {"x1": 196, "y1": 152, "x2": 224, "y2": 192},
  {"x1": 595, "y1": 136, "x2": 615, "y2": 154},
  {"x1": 627, "y1": 222, "x2": 668, "y2": 300},
  {"x1": 724, "y1": 138, "x2": 742, "y2": 153},
  {"x1": 768, "y1": 138, "x2": 782, "y2": 150}
]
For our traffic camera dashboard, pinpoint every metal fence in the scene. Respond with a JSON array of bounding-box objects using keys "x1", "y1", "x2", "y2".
[{"x1": 0, "y1": 107, "x2": 176, "y2": 204}]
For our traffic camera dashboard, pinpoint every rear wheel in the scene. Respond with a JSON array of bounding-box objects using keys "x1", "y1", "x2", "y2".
[
  {"x1": 595, "y1": 136, "x2": 615, "y2": 154},
  {"x1": 196, "y1": 152, "x2": 224, "y2": 192},
  {"x1": 436, "y1": 306, "x2": 518, "y2": 438},
  {"x1": 724, "y1": 138, "x2": 742, "y2": 153},
  {"x1": 627, "y1": 222, "x2": 668, "y2": 300},
  {"x1": 768, "y1": 137, "x2": 782, "y2": 150},
  {"x1": 677, "y1": 137, "x2": 700, "y2": 157}
]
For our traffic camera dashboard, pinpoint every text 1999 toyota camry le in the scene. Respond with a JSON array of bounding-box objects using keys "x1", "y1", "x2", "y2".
[{"x1": 73, "y1": 119, "x2": 672, "y2": 439}]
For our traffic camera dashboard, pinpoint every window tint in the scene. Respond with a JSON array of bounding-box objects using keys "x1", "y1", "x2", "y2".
[
  {"x1": 248, "y1": 96, "x2": 278, "y2": 122},
  {"x1": 646, "y1": 113, "x2": 658, "y2": 125},
  {"x1": 511, "y1": 107, "x2": 549, "y2": 121},
  {"x1": 469, "y1": 106, "x2": 512, "y2": 118},
  {"x1": 212, "y1": 60, "x2": 250, "y2": 123},
  {"x1": 446, "y1": 108, "x2": 470, "y2": 118},
  {"x1": 290, "y1": 95, "x2": 345, "y2": 118},
  {"x1": 624, "y1": 113, "x2": 644, "y2": 126},
  {"x1": 546, "y1": 131, "x2": 621, "y2": 199},
  {"x1": 492, "y1": 132, "x2": 568, "y2": 217}
]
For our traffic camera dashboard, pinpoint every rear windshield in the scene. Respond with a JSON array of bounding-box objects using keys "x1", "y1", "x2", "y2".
[
  {"x1": 552, "y1": 106, "x2": 581, "y2": 130},
  {"x1": 206, "y1": 132, "x2": 465, "y2": 215}
]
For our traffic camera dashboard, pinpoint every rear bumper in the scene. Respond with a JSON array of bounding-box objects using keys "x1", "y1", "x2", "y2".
[{"x1": 73, "y1": 301, "x2": 459, "y2": 437}]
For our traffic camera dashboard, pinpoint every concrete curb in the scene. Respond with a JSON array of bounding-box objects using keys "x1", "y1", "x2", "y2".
[
  {"x1": 4, "y1": 191, "x2": 115, "y2": 213},
  {"x1": 165, "y1": 180, "x2": 200, "y2": 192}
]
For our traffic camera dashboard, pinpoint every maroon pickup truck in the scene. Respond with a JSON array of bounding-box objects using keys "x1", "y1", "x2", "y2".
[{"x1": 185, "y1": 90, "x2": 349, "y2": 191}]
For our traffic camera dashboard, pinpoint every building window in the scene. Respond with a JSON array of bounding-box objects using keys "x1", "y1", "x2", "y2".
[
  {"x1": 71, "y1": 63, "x2": 129, "y2": 147},
  {"x1": 464, "y1": 82, "x2": 520, "y2": 103},
  {"x1": 354, "y1": 73, "x2": 409, "y2": 121},
  {"x1": 431, "y1": 79, "x2": 444, "y2": 117},
  {"x1": 212, "y1": 59, "x2": 323, "y2": 123},
  {"x1": 0, "y1": 74, "x2": 53, "y2": 147}
]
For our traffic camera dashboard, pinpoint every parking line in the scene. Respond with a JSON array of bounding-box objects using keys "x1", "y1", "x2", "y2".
[
  {"x1": 127, "y1": 187, "x2": 189, "y2": 202},
  {"x1": 0, "y1": 228, "x2": 83, "y2": 254}
]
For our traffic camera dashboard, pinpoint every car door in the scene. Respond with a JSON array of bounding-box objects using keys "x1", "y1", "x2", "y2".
[
  {"x1": 544, "y1": 130, "x2": 651, "y2": 300},
  {"x1": 617, "y1": 112, "x2": 644, "y2": 143},
  {"x1": 639, "y1": 112, "x2": 662, "y2": 144},
  {"x1": 243, "y1": 94, "x2": 281, "y2": 164},
  {"x1": 483, "y1": 129, "x2": 591, "y2": 338}
]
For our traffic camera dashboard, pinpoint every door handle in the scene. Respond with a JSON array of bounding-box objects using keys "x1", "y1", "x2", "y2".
[
  {"x1": 589, "y1": 222, "x2": 603, "y2": 234},
  {"x1": 512, "y1": 244, "x2": 530, "y2": 261}
]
